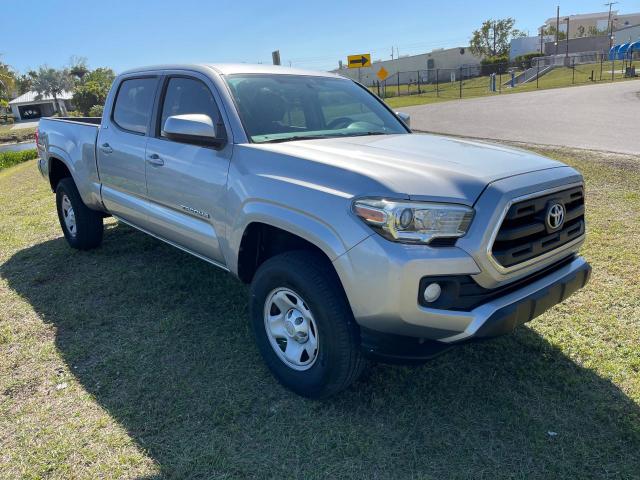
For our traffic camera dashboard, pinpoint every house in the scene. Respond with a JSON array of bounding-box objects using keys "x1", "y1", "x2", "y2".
[
  {"x1": 544, "y1": 11, "x2": 640, "y2": 39},
  {"x1": 333, "y1": 47, "x2": 483, "y2": 86},
  {"x1": 8, "y1": 90, "x2": 73, "y2": 121}
]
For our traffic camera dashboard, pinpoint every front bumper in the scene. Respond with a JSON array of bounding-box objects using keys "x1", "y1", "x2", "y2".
[
  {"x1": 356, "y1": 256, "x2": 590, "y2": 362},
  {"x1": 333, "y1": 228, "x2": 590, "y2": 344},
  {"x1": 442, "y1": 255, "x2": 590, "y2": 342}
]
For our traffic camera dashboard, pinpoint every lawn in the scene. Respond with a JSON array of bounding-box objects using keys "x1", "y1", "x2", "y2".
[
  {"x1": 379, "y1": 62, "x2": 636, "y2": 108},
  {"x1": 0, "y1": 124, "x2": 37, "y2": 144},
  {"x1": 0, "y1": 147, "x2": 639, "y2": 479}
]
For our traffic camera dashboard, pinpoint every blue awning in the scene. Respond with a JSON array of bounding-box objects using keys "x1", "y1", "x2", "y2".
[
  {"x1": 629, "y1": 40, "x2": 640, "y2": 53},
  {"x1": 616, "y1": 43, "x2": 630, "y2": 60},
  {"x1": 608, "y1": 45, "x2": 620, "y2": 60}
]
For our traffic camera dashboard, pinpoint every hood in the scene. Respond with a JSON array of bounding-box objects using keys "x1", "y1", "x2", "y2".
[{"x1": 249, "y1": 133, "x2": 566, "y2": 205}]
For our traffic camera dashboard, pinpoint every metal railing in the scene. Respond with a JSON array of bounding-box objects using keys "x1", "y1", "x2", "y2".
[{"x1": 362, "y1": 51, "x2": 638, "y2": 100}]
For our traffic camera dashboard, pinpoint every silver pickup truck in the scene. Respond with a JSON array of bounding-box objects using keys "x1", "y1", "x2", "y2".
[{"x1": 37, "y1": 64, "x2": 591, "y2": 398}]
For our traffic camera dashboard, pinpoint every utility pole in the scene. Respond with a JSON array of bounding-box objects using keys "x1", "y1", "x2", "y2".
[
  {"x1": 565, "y1": 17, "x2": 570, "y2": 58},
  {"x1": 539, "y1": 25, "x2": 545, "y2": 53},
  {"x1": 556, "y1": 5, "x2": 560, "y2": 55},
  {"x1": 391, "y1": 46, "x2": 394, "y2": 60},
  {"x1": 605, "y1": 2, "x2": 618, "y2": 50},
  {"x1": 492, "y1": 21, "x2": 497, "y2": 57}
]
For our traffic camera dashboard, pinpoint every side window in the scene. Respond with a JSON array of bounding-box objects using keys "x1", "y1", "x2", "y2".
[
  {"x1": 160, "y1": 77, "x2": 220, "y2": 137},
  {"x1": 112, "y1": 78, "x2": 157, "y2": 134}
]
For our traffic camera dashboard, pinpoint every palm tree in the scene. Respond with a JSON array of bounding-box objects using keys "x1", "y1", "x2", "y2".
[{"x1": 31, "y1": 67, "x2": 74, "y2": 116}]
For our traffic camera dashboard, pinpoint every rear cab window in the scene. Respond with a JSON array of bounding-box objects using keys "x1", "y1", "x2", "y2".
[{"x1": 112, "y1": 77, "x2": 158, "y2": 134}]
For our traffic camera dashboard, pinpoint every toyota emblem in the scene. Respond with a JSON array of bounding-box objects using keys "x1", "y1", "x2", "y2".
[{"x1": 546, "y1": 203, "x2": 565, "y2": 230}]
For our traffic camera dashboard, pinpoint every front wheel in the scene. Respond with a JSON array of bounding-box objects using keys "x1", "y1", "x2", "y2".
[
  {"x1": 249, "y1": 251, "x2": 366, "y2": 398},
  {"x1": 56, "y1": 178, "x2": 103, "y2": 250}
]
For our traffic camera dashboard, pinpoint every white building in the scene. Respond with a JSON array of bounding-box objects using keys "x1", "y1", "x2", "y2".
[
  {"x1": 510, "y1": 35, "x2": 555, "y2": 61},
  {"x1": 614, "y1": 23, "x2": 640, "y2": 44},
  {"x1": 9, "y1": 90, "x2": 73, "y2": 121},
  {"x1": 544, "y1": 10, "x2": 640, "y2": 38},
  {"x1": 333, "y1": 47, "x2": 483, "y2": 86}
]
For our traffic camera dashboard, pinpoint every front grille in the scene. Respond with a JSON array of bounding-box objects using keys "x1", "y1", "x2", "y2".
[{"x1": 491, "y1": 186, "x2": 585, "y2": 268}]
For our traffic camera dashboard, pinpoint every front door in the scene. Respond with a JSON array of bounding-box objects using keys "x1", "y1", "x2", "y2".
[
  {"x1": 97, "y1": 76, "x2": 159, "y2": 226},
  {"x1": 144, "y1": 74, "x2": 232, "y2": 265}
]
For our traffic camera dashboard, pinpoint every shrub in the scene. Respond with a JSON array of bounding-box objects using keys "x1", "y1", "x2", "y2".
[
  {"x1": 480, "y1": 55, "x2": 509, "y2": 75},
  {"x1": 0, "y1": 149, "x2": 38, "y2": 170},
  {"x1": 89, "y1": 104, "x2": 104, "y2": 117}
]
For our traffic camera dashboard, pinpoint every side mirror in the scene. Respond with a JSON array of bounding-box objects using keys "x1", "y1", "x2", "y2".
[
  {"x1": 396, "y1": 111, "x2": 411, "y2": 128},
  {"x1": 163, "y1": 114, "x2": 226, "y2": 148}
]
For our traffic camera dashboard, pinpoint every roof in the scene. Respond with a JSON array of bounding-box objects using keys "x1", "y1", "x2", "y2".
[
  {"x1": 120, "y1": 63, "x2": 341, "y2": 78},
  {"x1": 9, "y1": 90, "x2": 73, "y2": 105},
  {"x1": 545, "y1": 11, "x2": 616, "y2": 23}
]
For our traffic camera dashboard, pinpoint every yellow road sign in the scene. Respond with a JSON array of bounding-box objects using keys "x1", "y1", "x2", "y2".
[
  {"x1": 376, "y1": 66, "x2": 389, "y2": 81},
  {"x1": 347, "y1": 53, "x2": 371, "y2": 68}
]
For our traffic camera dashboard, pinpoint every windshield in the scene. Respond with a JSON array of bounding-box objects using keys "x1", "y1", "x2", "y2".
[{"x1": 225, "y1": 74, "x2": 408, "y2": 143}]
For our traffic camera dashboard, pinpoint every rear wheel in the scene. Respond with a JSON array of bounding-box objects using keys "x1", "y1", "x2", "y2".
[
  {"x1": 249, "y1": 251, "x2": 366, "y2": 398},
  {"x1": 55, "y1": 178, "x2": 103, "y2": 250}
]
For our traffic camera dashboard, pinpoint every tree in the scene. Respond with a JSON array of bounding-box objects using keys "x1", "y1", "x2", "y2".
[
  {"x1": 15, "y1": 74, "x2": 34, "y2": 95},
  {"x1": 31, "y1": 67, "x2": 74, "y2": 115},
  {"x1": 469, "y1": 18, "x2": 526, "y2": 57},
  {"x1": 68, "y1": 56, "x2": 89, "y2": 82},
  {"x1": 83, "y1": 67, "x2": 115, "y2": 87},
  {"x1": 546, "y1": 25, "x2": 567, "y2": 41},
  {"x1": 0, "y1": 61, "x2": 17, "y2": 101},
  {"x1": 71, "y1": 67, "x2": 115, "y2": 115},
  {"x1": 72, "y1": 81, "x2": 107, "y2": 115},
  {"x1": 587, "y1": 25, "x2": 609, "y2": 37}
]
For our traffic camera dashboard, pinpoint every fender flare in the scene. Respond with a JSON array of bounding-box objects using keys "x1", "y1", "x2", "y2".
[{"x1": 227, "y1": 200, "x2": 355, "y2": 276}]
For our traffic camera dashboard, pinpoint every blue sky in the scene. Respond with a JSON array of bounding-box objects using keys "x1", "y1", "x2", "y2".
[{"x1": 3, "y1": 0, "x2": 639, "y2": 73}]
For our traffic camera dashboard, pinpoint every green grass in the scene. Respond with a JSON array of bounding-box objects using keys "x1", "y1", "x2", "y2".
[
  {"x1": 0, "y1": 148, "x2": 639, "y2": 479},
  {"x1": 0, "y1": 124, "x2": 37, "y2": 144},
  {"x1": 0, "y1": 149, "x2": 38, "y2": 170},
  {"x1": 378, "y1": 63, "x2": 637, "y2": 108}
]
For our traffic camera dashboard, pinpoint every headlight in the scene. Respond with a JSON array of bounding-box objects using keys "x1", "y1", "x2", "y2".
[{"x1": 353, "y1": 198, "x2": 474, "y2": 244}]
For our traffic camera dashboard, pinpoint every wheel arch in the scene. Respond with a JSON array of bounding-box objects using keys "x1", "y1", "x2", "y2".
[
  {"x1": 236, "y1": 220, "x2": 342, "y2": 284},
  {"x1": 48, "y1": 154, "x2": 74, "y2": 192}
]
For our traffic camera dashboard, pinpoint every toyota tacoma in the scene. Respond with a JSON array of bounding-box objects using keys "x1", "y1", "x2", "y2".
[{"x1": 36, "y1": 64, "x2": 591, "y2": 398}]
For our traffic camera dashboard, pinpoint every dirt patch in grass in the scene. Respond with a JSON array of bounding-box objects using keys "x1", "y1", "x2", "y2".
[{"x1": 0, "y1": 150, "x2": 638, "y2": 479}]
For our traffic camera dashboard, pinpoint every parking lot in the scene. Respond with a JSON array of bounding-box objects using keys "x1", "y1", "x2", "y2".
[{"x1": 405, "y1": 80, "x2": 640, "y2": 155}]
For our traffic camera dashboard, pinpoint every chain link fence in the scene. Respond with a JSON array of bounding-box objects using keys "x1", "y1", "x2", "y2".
[{"x1": 366, "y1": 51, "x2": 639, "y2": 101}]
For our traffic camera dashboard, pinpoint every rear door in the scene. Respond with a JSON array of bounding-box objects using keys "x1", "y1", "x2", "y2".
[
  {"x1": 97, "y1": 75, "x2": 159, "y2": 225},
  {"x1": 143, "y1": 72, "x2": 232, "y2": 265}
]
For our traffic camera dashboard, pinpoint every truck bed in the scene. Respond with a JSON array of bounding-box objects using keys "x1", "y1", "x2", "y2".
[{"x1": 37, "y1": 116, "x2": 103, "y2": 210}]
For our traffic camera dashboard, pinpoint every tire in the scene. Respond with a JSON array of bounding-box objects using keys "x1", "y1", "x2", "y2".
[
  {"x1": 55, "y1": 177, "x2": 103, "y2": 250},
  {"x1": 249, "y1": 250, "x2": 366, "y2": 398}
]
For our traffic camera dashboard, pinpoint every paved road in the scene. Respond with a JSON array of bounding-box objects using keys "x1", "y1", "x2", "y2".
[
  {"x1": 0, "y1": 141, "x2": 36, "y2": 153},
  {"x1": 405, "y1": 80, "x2": 640, "y2": 155}
]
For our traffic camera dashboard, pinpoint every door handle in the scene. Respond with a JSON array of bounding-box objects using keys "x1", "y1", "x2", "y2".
[
  {"x1": 99, "y1": 142, "x2": 113, "y2": 154},
  {"x1": 147, "y1": 153, "x2": 164, "y2": 166}
]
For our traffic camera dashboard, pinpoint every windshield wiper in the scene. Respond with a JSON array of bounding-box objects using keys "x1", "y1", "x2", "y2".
[
  {"x1": 350, "y1": 131, "x2": 387, "y2": 137},
  {"x1": 259, "y1": 131, "x2": 389, "y2": 144},
  {"x1": 259, "y1": 135, "x2": 338, "y2": 144}
]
